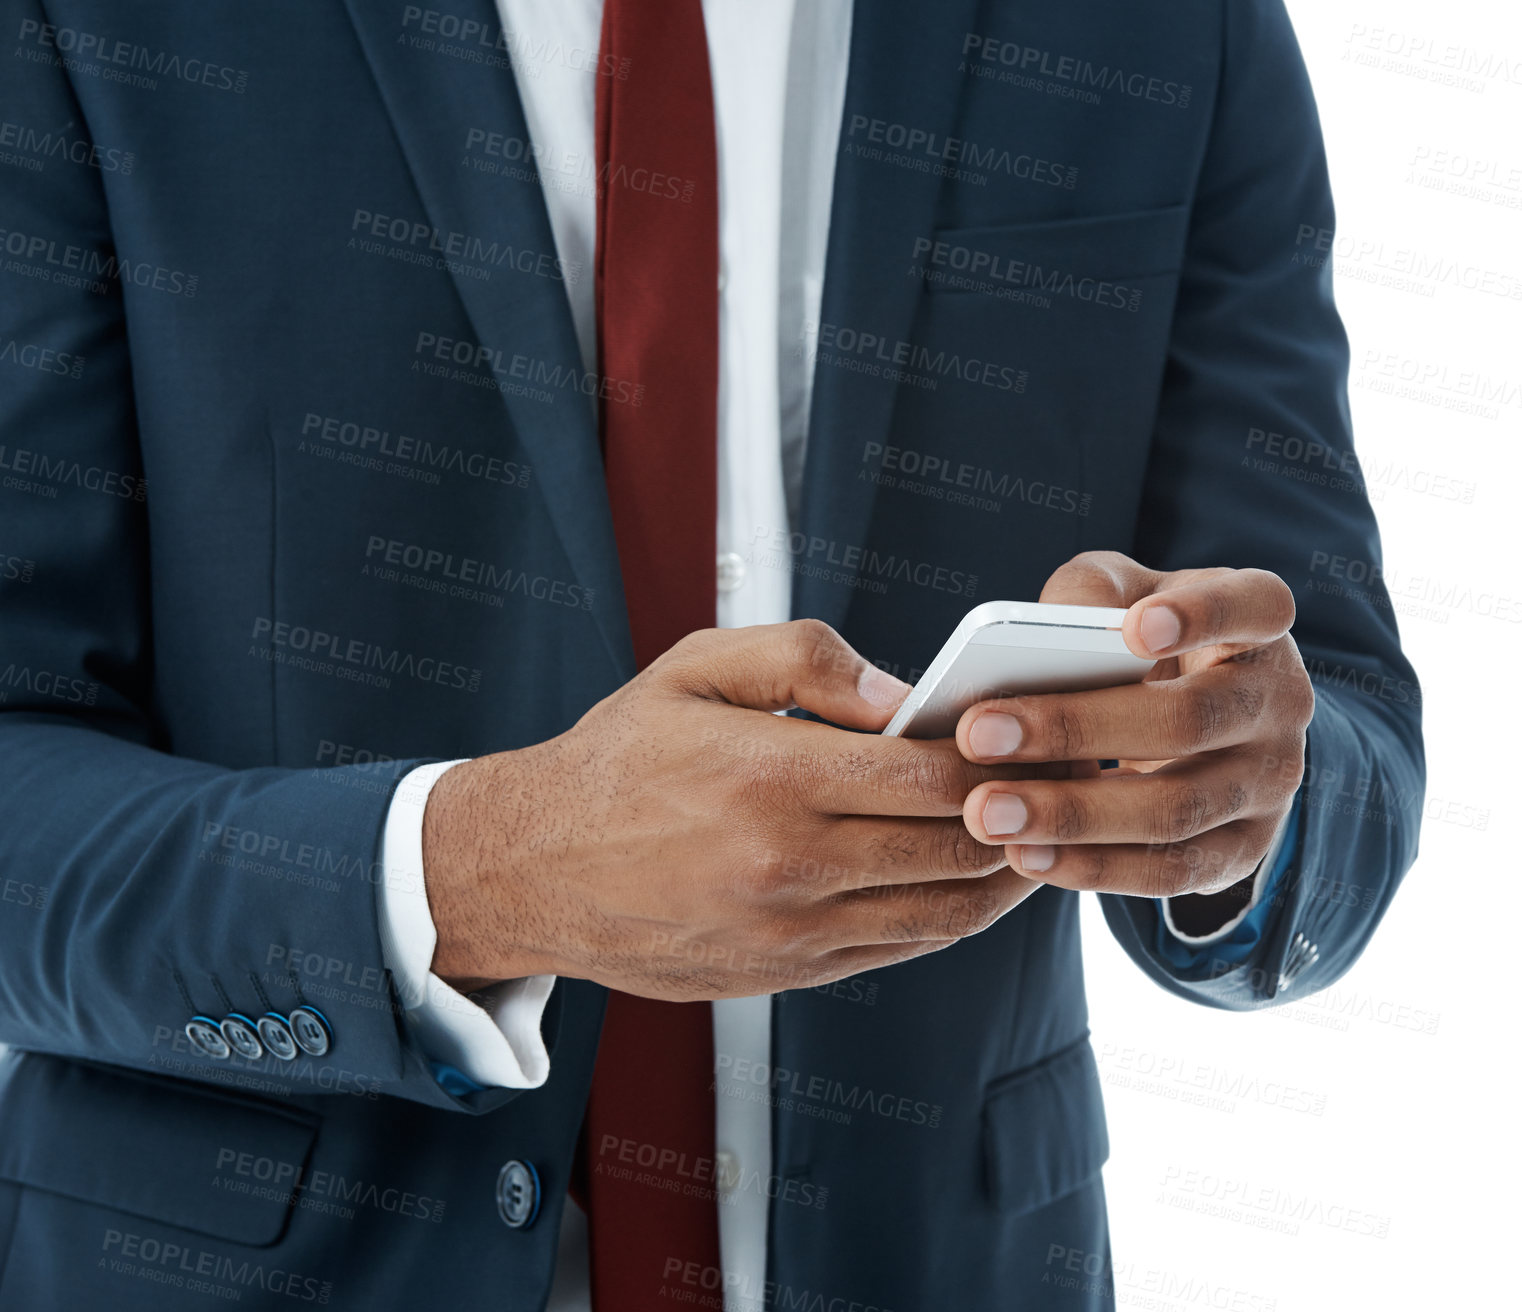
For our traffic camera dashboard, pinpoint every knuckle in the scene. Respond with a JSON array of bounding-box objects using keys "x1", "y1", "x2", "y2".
[
  {"x1": 1172, "y1": 688, "x2": 1223, "y2": 753},
  {"x1": 1223, "y1": 778, "x2": 1250, "y2": 819},
  {"x1": 945, "y1": 822, "x2": 1001, "y2": 876},
  {"x1": 1028, "y1": 702, "x2": 1084, "y2": 759},
  {"x1": 895, "y1": 747, "x2": 963, "y2": 807},
  {"x1": 1055, "y1": 704, "x2": 1089, "y2": 758},
  {"x1": 831, "y1": 743, "x2": 879, "y2": 787},
  {"x1": 1051, "y1": 790, "x2": 1093, "y2": 842},
  {"x1": 1065, "y1": 846, "x2": 1110, "y2": 893},
  {"x1": 866, "y1": 826, "x2": 919, "y2": 873},
  {"x1": 755, "y1": 910, "x2": 811, "y2": 962},
  {"x1": 1149, "y1": 850, "x2": 1197, "y2": 899},
  {"x1": 1067, "y1": 550, "x2": 1116, "y2": 581},
  {"x1": 1160, "y1": 783, "x2": 1214, "y2": 842},
  {"x1": 1273, "y1": 726, "x2": 1307, "y2": 777},
  {"x1": 738, "y1": 844, "x2": 789, "y2": 899},
  {"x1": 877, "y1": 914, "x2": 927, "y2": 945},
  {"x1": 1229, "y1": 675, "x2": 1266, "y2": 722},
  {"x1": 738, "y1": 737, "x2": 799, "y2": 800},
  {"x1": 1201, "y1": 583, "x2": 1233, "y2": 641},
  {"x1": 1288, "y1": 669, "x2": 1316, "y2": 727},
  {"x1": 940, "y1": 886, "x2": 1001, "y2": 938},
  {"x1": 1172, "y1": 832, "x2": 1244, "y2": 895},
  {"x1": 1042, "y1": 551, "x2": 1130, "y2": 604},
  {"x1": 652, "y1": 628, "x2": 713, "y2": 684},
  {"x1": 1240, "y1": 817, "x2": 1279, "y2": 867},
  {"x1": 675, "y1": 627, "x2": 723, "y2": 665},
  {"x1": 860, "y1": 889, "x2": 928, "y2": 944},
  {"x1": 785, "y1": 618, "x2": 841, "y2": 678}
]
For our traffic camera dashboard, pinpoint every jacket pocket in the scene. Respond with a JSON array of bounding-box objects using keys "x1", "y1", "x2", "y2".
[
  {"x1": 0, "y1": 1049, "x2": 319, "y2": 1247},
  {"x1": 918, "y1": 203, "x2": 1191, "y2": 293},
  {"x1": 981, "y1": 1034, "x2": 1109, "y2": 1215}
]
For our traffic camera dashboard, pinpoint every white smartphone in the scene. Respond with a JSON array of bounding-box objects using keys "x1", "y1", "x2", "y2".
[{"x1": 882, "y1": 600, "x2": 1156, "y2": 739}]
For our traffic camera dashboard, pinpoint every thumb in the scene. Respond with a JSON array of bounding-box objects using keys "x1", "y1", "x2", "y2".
[{"x1": 662, "y1": 619, "x2": 911, "y2": 730}]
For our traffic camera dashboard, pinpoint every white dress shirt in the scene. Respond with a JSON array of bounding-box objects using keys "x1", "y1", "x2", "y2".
[
  {"x1": 377, "y1": 4, "x2": 851, "y2": 1309},
  {"x1": 373, "y1": 5, "x2": 1285, "y2": 1309}
]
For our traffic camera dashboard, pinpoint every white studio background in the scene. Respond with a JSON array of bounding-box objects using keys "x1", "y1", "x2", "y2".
[{"x1": 1080, "y1": 1, "x2": 1521, "y2": 1309}]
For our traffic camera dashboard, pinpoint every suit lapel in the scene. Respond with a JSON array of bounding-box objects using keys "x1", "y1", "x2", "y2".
[
  {"x1": 342, "y1": 0, "x2": 636, "y2": 682},
  {"x1": 343, "y1": 0, "x2": 977, "y2": 668},
  {"x1": 796, "y1": 0, "x2": 981, "y2": 635}
]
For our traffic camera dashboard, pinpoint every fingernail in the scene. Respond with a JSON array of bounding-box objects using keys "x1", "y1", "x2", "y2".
[
  {"x1": 1140, "y1": 605, "x2": 1181, "y2": 655},
  {"x1": 982, "y1": 793, "x2": 1028, "y2": 839},
  {"x1": 858, "y1": 663, "x2": 912, "y2": 710},
  {"x1": 969, "y1": 712, "x2": 1023, "y2": 758},
  {"x1": 1018, "y1": 845, "x2": 1056, "y2": 873}
]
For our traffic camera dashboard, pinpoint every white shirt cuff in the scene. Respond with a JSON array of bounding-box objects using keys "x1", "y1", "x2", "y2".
[
  {"x1": 376, "y1": 759, "x2": 555, "y2": 1089},
  {"x1": 1160, "y1": 806, "x2": 1292, "y2": 947}
]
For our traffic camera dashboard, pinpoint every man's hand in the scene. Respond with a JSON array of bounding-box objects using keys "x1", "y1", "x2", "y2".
[
  {"x1": 423, "y1": 621, "x2": 1059, "y2": 1000},
  {"x1": 957, "y1": 552, "x2": 1313, "y2": 911}
]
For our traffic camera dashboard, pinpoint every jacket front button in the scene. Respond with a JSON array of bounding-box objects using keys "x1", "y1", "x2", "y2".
[{"x1": 496, "y1": 1160, "x2": 541, "y2": 1229}]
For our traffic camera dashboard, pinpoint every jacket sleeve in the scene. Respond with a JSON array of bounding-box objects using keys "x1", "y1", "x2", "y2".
[
  {"x1": 1099, "y1": 0, "x2": 1425, "y2": 1009},
  {"x1": 0, "y1": 1, "x2": 528, "y2": 1113}
]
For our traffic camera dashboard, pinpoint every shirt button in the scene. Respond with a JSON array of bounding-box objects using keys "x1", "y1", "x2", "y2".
[
  {"x1": 716, "y1": 551, "x2": 746, "y2": 594},
  {"x1": 714, "y1": 1150, "x2": 741, "y2": 1194}
]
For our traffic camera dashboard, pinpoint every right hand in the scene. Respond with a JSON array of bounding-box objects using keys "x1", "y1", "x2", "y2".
[{"x1": 423, "y1": 620, "x2": 1056, "y2": 1000}]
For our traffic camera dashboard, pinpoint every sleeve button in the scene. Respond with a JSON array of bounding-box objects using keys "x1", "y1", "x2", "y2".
[
  {"x1": 257, "y1": 1013, "x2": 299, "y2": 1061},
  {"x1": 185, "y1": 1017, "x2": 232, "y2": 1060},
  {"x1": 288, "y1": 1006, "x2": 333, "y2": 1057},
  {"x1": 219, "y1": 1013, "x2": 264, "y2": 1061}
]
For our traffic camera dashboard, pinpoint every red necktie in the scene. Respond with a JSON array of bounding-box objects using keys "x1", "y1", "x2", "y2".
[{"x1": 575, "y1": 1, "x2": 723, "y2": 1306}]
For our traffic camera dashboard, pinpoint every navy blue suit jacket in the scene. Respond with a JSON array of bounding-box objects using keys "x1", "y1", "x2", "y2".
[{"x1": 0, "y1": 0, "x2": 1422, "y2": 1307}]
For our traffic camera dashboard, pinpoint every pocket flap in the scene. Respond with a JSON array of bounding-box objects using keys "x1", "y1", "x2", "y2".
[
  {"x1": 0, "y1": 1050, "x2": 318, "y2": 1247},
  {"x1": 922, "y1": 203, "x2": 1190, "y2": 290},
  {"x1": 982, "y1": 1035, "x2": 1109, "y2": 1215}
]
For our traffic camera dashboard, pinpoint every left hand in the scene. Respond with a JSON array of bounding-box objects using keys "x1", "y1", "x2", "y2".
[{"x1": 956, "y1": 551, "x2": 1314, "y2": 900}]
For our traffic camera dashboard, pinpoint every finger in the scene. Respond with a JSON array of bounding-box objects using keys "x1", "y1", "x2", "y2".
[
  {"x1": 803, "y1": 734, "x2": 1090, "y2": 818},
  {"x1": 821, "y1": 867, "x2": 1042, "y2": 948},
  {"x1": 1005, "y1": 817, "x2": 1275, "y2": 898},
  {"x1": 1123, "y1": 568, "x2": 1295, "y2": 660},
  {"x1": 802, "y1": 937, "x2": 962, "y2": 989},
  {"x1": 630, "y1": 936, "x2": 961, "y2": 1001},
  {"x1": 660, "y1": 619, "x2": 911, "y2": 730},
  {"x1": 1038, "y1": 550, "x2": 1160, "y2": 608},
  {"x1": 963, "y1": 750, "x2": 1270, "y2": 848},
  {"x1": 957, "y1": 647, "x2": 1297, "y2": 764},
  {"x1": 766, "y1": 816, "x2": 1008, "y2": 893}
]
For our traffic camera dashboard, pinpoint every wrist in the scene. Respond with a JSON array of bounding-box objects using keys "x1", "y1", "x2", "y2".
[{"x1": 421, "y1": 750, "x2": 568, "y2": 987}]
